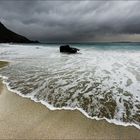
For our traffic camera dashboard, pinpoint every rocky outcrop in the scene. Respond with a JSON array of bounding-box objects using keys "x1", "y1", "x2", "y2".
[
  {"x1": 60, "y1": 45, "x2": 79, "y2": 53},
  {"x1": 0, "y1": 22, "x2": 39, "y2": 43}
]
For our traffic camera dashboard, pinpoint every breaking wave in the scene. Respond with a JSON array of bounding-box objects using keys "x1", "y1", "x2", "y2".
[{"x1": 0, "y1": 43, "x2": 140, "y2": 129}]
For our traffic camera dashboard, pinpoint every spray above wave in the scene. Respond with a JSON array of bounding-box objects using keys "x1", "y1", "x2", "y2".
[{"x1": 0, "y1": 43, "x2": 140, "y2": 129}]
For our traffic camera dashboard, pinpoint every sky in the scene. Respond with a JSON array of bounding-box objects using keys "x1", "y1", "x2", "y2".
[{"x1": 0, "y1": 0, "x2": 140, "y2": 43}]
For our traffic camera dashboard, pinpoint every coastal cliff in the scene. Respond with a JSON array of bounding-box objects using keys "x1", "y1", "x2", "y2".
[{"x1": 0, "y1": 22, "x2": 39, "y2": 43}]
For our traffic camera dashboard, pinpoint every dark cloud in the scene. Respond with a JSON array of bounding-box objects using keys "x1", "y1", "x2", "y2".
[{"x1": 0, "y1": 0, "x2": 140, "y2": 42}]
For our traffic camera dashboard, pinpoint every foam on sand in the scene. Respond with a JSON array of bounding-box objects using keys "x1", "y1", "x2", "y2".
[
  {"x1": 0, "y1": 43, "x2": 140, "y2": 129},
  {"x1": 0, "y1": 80, "x2": 140, "y2": 139}
]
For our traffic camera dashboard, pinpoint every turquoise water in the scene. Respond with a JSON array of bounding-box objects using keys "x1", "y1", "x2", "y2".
[{"x1": 44, "y1": 42, "x2": 140, "y2": 50}]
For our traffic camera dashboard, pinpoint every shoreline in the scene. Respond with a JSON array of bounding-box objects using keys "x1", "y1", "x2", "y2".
[
  {"x1": 2, "y1": 74, "x2": 140, "y2": 130},
  {"x1": 0, "y1": 80, "x2": 140, "y2": 139},
  {"x1": 0, "y1": 61, "x2": 140, "y2": 139}
]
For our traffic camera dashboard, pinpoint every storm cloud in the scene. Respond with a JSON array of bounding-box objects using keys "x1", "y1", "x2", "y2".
[{"x1": 0, "y1": 0, "x2": 140, "y2": 42}]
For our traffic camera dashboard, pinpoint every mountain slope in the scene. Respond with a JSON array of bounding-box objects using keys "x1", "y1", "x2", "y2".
[{"x1": 0, "y1": 22, "x2": 39, "y2": 43}]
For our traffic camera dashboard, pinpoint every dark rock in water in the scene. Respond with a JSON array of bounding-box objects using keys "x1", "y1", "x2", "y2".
[
  {"x1": 36, "y1": 47, "x2": 40, "y2": 49},
  {"x1": 0, "y1": 22, "x2": 39, "y2": 43},
  {"x1": 60, "y1": 45, "x2": 79, "y2": 53}
]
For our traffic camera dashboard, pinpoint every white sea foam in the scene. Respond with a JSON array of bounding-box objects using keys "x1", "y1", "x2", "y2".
[
  {"x1": 0, "y1": 43, "x2": 140, "y2": 129},
  {"x1": 0, "y1": 74, "x2": 139, "y2": 130}
]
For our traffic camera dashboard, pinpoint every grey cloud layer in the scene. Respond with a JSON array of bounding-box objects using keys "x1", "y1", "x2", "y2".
[{"x1": 0, "y1": 1, "x2": 140, "y2": 42}]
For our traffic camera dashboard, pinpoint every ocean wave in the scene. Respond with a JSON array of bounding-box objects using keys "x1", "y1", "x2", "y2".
[
  {"x1": 0, "y1": 44, "x2": 140, "y2": 129},
  {"x1": 0, "y1": 74, "x2": 140, "y2": 130}
]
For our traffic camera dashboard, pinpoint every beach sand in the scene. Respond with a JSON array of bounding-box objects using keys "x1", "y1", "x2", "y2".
[{"x1": 0, "y1": 62, "x2": 140, "y2": 139}]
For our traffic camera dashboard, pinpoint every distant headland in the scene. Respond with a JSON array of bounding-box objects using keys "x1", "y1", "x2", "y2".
[{"x1": 0, "y1": 22, "x2": 39, "y2": 43}]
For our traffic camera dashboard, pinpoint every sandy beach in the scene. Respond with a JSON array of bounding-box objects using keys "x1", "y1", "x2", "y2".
[{"x1": 0, "y1": 62, "x2": 140, "y2": 139}]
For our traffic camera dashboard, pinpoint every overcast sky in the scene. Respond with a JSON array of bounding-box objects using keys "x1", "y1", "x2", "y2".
[{"x1": 0, "y1": 0, "x2": 140, "y2": 42}]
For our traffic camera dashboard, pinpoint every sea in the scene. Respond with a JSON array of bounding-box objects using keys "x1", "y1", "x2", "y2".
[{"x1": 0, "y1": 43, "x2": 140, "y2": 129}]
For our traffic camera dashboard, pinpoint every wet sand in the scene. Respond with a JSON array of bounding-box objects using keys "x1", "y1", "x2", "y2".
[
  {"x1": 0, "y1": 61, "x2": 8, "y2": 94},
  {"x1": 0, "y1": 61, "x2": 9, "y2": 68},
  {"x1": 0, "y1": 62, "x2": 140, "y2": 139}
]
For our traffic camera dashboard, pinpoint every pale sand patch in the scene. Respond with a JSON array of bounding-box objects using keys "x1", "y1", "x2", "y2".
[{"x1": 0, "y1": 83, "x2": 140, "y2": 139}]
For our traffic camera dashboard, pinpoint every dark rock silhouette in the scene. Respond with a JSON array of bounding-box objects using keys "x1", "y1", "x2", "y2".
[
  {"x1": 60, "y1": 45, "x2": 79, "y2": 53},
  {"x1": 0, "y1": 22, "x2": 39, "y2": 43}
]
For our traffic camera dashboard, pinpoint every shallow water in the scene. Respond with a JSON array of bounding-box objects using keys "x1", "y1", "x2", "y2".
[{"x1": 0, "y1": 43, "x2": 140, "y2": 129}]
